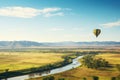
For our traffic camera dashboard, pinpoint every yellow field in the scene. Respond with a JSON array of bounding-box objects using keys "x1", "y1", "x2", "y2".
[
  {"x1": 30, "y1": 53, "x2": 120, "y2": 80},
  {"x1": 96, "y1": 53, "x2": 120, "y2": 64},
  {"x1": 0, "y1": 52, "x2": 65, "y2": 72}
]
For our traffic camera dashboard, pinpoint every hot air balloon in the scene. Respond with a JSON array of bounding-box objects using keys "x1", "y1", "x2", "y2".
[{"x1": 93, "y1": 29, "x2": 101, "y2": 37}]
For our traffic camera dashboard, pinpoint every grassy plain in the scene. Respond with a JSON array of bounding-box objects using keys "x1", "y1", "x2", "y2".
[
  {"x1": 30, "y1": 53, "x2": 120, "y2": 80},
  {"x1": 96, "y1": 53, "x2": 120, "y2": 64},
  {"x1": 0, "y1": 52, "x2": 65, "y2": 72}
]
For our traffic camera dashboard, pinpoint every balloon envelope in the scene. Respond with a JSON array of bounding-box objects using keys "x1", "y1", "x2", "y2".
[{"x1": 93, "y1": 29, "x2": 101, "y2": 37}]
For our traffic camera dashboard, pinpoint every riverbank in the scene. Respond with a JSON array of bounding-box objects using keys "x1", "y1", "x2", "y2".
[{"x1": 3, "y1": 55, "x2": 83, "y2": 80}]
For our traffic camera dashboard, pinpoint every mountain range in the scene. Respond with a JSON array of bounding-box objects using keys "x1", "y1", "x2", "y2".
[{"x1": 0, "y1": 41, "x2": 120, "y2": 48}]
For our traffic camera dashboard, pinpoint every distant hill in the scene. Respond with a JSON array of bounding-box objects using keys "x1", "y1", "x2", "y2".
[
  {"x1": 0, "y1": 41, "x2": 43, "y2": 48},
  {"x1": 43, "y1": 41, "x2": 120, "y2": 47},
  {"x1": 0, "y1": 41, "x2": 120, "y2": 48}
]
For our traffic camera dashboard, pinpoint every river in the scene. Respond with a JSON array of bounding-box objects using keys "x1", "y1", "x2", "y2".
[{"x1": 3, "y1": 56, "x2": 83, "y2": 80}]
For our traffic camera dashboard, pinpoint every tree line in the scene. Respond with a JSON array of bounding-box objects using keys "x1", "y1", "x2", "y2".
[{"x1": 81, "y1": 54, "x2": 110, "y2": 69}]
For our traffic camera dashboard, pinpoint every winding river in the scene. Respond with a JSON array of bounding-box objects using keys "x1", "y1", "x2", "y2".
[{"x1": 4, "y1": 56, "x2": 83, "y2": 80}]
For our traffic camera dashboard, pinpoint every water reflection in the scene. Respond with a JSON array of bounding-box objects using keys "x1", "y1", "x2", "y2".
[{"x1": 28, "y1": 70, "x2": 51, "y2": 79}]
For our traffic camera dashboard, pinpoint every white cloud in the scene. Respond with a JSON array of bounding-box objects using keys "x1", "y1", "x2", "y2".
[
  {"x1": 100, "y1": 20, "x2": 120, "y2": 28},
  {"x1": 0, "y1": 7, "x2": 40, "y2": 18},
  {"x1": 44, "y1": 12, "x2": 64, "y2": 17},
  {"x1": 40, "y1": 8, "x2": 61, "y2": 13},
  {"x1": 50, "y1": 28, "x2": 64, "y2": 31},
  {"x1": 0, "y1": 7, "x2": 66, "y2": 18}
]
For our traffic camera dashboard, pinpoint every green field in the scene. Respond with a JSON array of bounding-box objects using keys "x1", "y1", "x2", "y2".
[
  {"x1": 0, "y1": 52, "x2": 65, "y2": 72},
  {"x1": 30, "y1": 53, "x2": 120, "y2": 80}
]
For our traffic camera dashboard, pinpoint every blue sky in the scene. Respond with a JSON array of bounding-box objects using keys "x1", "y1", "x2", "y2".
[{"x1": 0, "y1": 0, "x2": 120, "y2": 42}]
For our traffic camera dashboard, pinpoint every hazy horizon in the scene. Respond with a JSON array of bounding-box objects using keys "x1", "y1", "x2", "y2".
[
  {"x1": 0, "y1": 0, "x2": 120, "y2": 42},
  {"x1": 0, "y1": 40, "x2": 120, "y2": 43}
]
